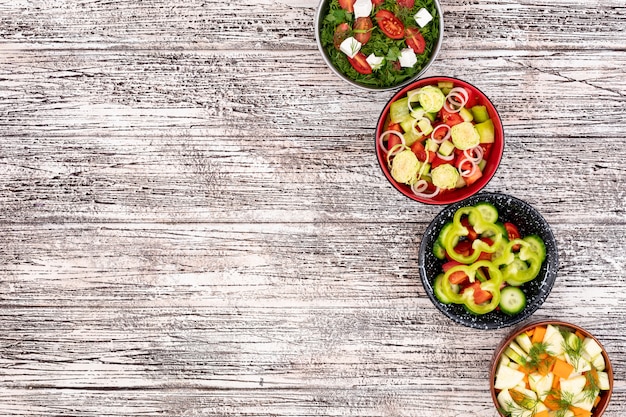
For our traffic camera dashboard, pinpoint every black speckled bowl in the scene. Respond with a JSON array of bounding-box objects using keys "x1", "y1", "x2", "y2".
[{"x1": 418, "y1": 192, "x2": 559, "y2": 329}]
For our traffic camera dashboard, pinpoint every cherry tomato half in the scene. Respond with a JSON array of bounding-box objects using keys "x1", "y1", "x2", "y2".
[
  {"x1": 397, "y1": 0, "x2": 416, "y2": 7},
  {"x1": 375, "y1": 10, "x2": 405, "y2": 40},
  {"x1": 504, "y1": 222, "x2": 521, "y2": 241},
  {"x1": 347, "y1": 52, "x2": 372, "y2": 75},
  {"x1": 353, "y1": 17, "x2": 373, "y2": 45},
  {"x1": 338, "y1": 0, "x2": 355, "y2": 12},
  {"x1": 333, "y1": 23, "x2": 351, "y2": 50},
  {"x1": 405, "y1": 27, "x2": 426, "y2": 54}
]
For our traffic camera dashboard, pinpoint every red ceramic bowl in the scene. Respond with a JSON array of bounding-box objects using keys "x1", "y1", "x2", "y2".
[
  {"x1": 490, "y1": 320, "x2": 614, "y2": 417},
  {"x1": 375, "y1": 76, "x2": 504, "y2": 204}
]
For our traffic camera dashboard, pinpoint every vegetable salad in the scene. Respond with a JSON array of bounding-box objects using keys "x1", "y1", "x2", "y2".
[
  {"x1": 379, "y1": 81, "x2": 497, "y2": 200},
  {"x1": 319, "y1": 0, "x2": 440, "y2": 88},
  {"x1": 494, "y1": 324, "x2": 611, "y2": 417},
  {"x1": 432, "y1": 202, "x2": 546, "y2": 316}
]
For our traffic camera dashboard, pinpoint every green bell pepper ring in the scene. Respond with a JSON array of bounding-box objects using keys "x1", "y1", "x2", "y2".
[
  {"x1": 460, "y1": 278, "x2": 502, "y2": 315},
  {"x1": 442, "y1": 206, "x2": 505, "y2": 264},
  {"x1": 493, "y1": 237, "x2": 545, "y2": 286},
  {"x1": 439, "y1": 260, "x2": 504, "y2": 314}
]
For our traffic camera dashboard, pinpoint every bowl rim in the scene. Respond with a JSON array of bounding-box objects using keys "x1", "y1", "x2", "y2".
[
  {"x1": 418, "y1": 192, "x2": 559, "y2": 329},
  {"x1": 314, "y1": 0, "x2": 445, "y2": 92},
  {"x1": 489, "y1": 319, "x2": 614, "y2": 417},
  {"x1": 374, "y1": 76, "x2": 505, "y2": 205}
]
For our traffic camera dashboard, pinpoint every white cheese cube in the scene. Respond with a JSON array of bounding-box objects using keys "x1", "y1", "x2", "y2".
[
  {"x1": 366, "y1": 54, "x2": 384, "y2": 70},
  {"x1": 353, "y1": 0, "x2": 372, "y2": 19},
  {"x1": 398, "y1": 48, "x2": 417, "y2": 68},
  {"x1": 339, "y1": 37, "x2": 362, "y2": 59},
  {"x1": 414, "y1": 8, "x2": 433, "y2": 28}
]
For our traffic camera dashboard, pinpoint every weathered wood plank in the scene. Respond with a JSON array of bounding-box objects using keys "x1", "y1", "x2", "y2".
[{"x1": 0, "y1": 0, "x2": 625, "y2": 416}]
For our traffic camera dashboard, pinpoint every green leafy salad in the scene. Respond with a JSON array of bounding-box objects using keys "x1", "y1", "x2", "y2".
[{"x1": 319, "y1": 0, "x2": 440, "y2": 88}]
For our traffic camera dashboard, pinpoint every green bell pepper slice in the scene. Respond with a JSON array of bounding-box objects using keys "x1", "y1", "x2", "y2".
[
  {"x1": 493, "y1": 236, "x2": 546, "y2": 286},
  {"x1": 438, "y1": 260, "x2": 504, "y2": 314},
  {"x1": 442, "y1": 206, "x2": 505, "y2": 264}
]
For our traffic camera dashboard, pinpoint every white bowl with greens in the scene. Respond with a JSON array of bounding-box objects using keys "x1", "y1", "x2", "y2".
[{"x1": 315, "y1": 0, "x2": 444, "y2": 91}]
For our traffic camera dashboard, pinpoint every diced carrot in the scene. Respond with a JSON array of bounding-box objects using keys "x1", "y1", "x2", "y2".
[
  {"x1": 531, "y1": 325, "x2": 547, "y2": 344},
  {"x1": 534, "y1": 411, "x2": 549, "y2": 417},
  {"x1": 522, "y1": 373, "x2": 529, "y2": 388},
  {"x1": 544, "y1": 394, "x2": 561, "y2": 411},
  {"x1": 552, "y1": 358, "x2": 575, "y2": 380},
  {"x1": 594, "y1": 395, "x2": 601, "y2": 407},
  {"x1": 575, "y1": 330, "x2": 586, "y2": 340},
  {"x1": 551, "y1": 374, "x2": 561, "y2": 390},
  {"x1": 586, "y1": 368, "x2": 599, "y2": 389},
  {"x1": 510, "y1": 389, "x2": 525, "y2": 404},
  {"x1": 538, "y1": 356, "x2": 555, "y2": 376},
  {"x1": 570, "y1": 406, "x2": 592, "y2": 417},
  {"x1": 526, "y1": 328, "x2": 535, "y2": 337}
]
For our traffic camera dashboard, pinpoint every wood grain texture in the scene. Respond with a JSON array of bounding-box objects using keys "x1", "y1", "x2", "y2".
[{"x1": 1, "y1": 0, "x2": 625, "y2": 416}]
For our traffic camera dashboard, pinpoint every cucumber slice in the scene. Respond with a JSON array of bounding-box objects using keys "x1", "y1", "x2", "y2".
[
  {"x1": 433, "y1": 274, "x2": 453, "y2": 304},
  {"x1": 470, "y1": 105, "x2": 490, "y2": 123},
  {"x1": 499, "y1": 286, "x2": 527, "y2": 315},
  {"x1": 475, "y1": 119, "x2": 495, "y2": 144},
  {"x1": 433, "y1": 240, "x2": 446, "y2": 260},
  {"x1": 418, "y1": 85, "x2": 445, "y2": 113},
  {"x1": 472, "y1": 202, "x2": 499, "y2": 223},
  {"x1": 390, "y1": 97, "x2": 410, "y2": 124},
  {"x1": 522, "y1": 235, "x2": 546, "y2": 261}
]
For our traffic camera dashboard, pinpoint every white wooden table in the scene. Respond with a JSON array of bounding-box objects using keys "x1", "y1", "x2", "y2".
[{"x1": 1, "y1": 1, "x2": 625, "y2": 415}]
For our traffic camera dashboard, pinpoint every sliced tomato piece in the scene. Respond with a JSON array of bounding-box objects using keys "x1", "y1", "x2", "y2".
[
  {"x1": 397, "y1": 0, "x2": 415, "y2": 6},
  {"x1": 448, "y1": 270, "x2": 470, "y2": 285},
  {"x1": 372, "y1": 0, "x2": 384, "y2": 4},
  {"x1": 464, "y1": 88, "x2": 481, "y2": 108},
  {"x1": 477, "y1": 251, "x2": 492, "y2": 261},
  {"x1": 442, "y1": 260, "x2": 463, "y2": 272},
  {"x1": 439, "y1": 108, "x2": 464, "y2": 126},
  {"x1": 405, "y1": 27, "x2": 426, "y2": 54},
  {"x1": 347, "y1": 52, "x2": 372, "y2": 74},
  {"x1": 386, "y1": 122, "x2": 402, "y2": 132},
  {"x1": 504, "y1": 222, "x2": 521, "y2": 251},
  {"x1": 431, "y1": 155, "x2": 455, "y2": 170},
  {"x1": 354, "y1": 17, "x2": 373, "y2": 45},
  {"x1": 338, "y1": 0, "x2": 355, "y2": 12},
  {"x1": 504, "y1": 222, "x2": 521, "y2": 241},
  {"x1": 463, "y1": 167, "x2": 483, "y2": 186},
  {"x1": 431, "y1": 123, "x2": 449, "y2": 141},
  {"x1": 387, "y1": 133, "x2": 402, "y2": 152},
  {"x1": 460, "y1": 217, "x2": 478, "y2": 241},
  {"x1": 333, "y1": 23, "x2": 351, "y2": 50},
  {"x1": 375, "y1": 10, "x2": 405, "y2": 40},
  {"x1": 463, "y1": 282, "x2": 493, "y2": 305},
  {"x1": 480, "y1": 143, "x2": 493, "y2": 160},
  {"x1": 410, "y1": 141, "x2": 435, "y2": 163},
  {"x1": 454, "y1": 240, "x2": 473, "y2": 256}
]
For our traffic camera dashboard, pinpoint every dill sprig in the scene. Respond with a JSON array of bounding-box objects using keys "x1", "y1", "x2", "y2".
[
  {"x1": 583, "y1": 369, "x2": 601, "y2": 401},
  {"x1": 561, "y1": 329, "x2": 584, "y2": 371},
  {"x1": 520, "y1": 342, "x2": 550, "y2": 371}
]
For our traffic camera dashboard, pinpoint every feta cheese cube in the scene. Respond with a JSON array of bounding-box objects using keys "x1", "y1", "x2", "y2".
[
  {"x1": 353, "y1": 0, "x2": 373, "y2": 19},
  {"x1": 366, "y1": 54, "x2": 384, "y2": 70},
  {"x1": 414, "y1": 8, "x2": 433, "y2": 27},
  {"x1": 339, "y1": 37, "x2": 362, "y2": 59},
  {"x1": 398, "y1": 48, "x2": 417, "y2": 68}
]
